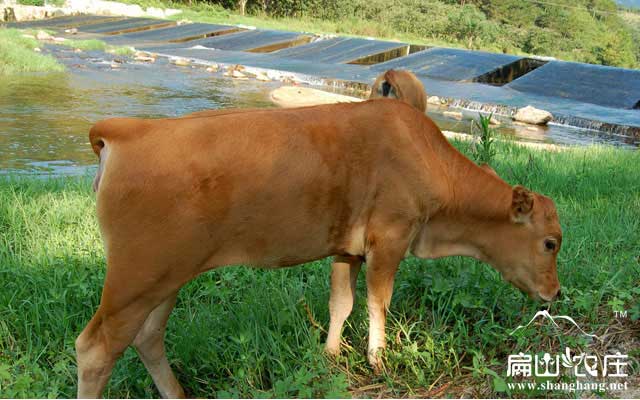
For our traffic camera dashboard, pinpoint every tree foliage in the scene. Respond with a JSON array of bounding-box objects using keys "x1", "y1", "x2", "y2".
[{"x1": 169, "y1": 0, "x2": 639, "y2": 68}]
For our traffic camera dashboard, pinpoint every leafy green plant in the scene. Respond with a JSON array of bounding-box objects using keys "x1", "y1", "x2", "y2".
[{"x1": 472, "y1": 113, "x2": 497, "y2": 165}]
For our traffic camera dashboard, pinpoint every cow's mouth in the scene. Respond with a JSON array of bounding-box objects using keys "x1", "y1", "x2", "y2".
[{"x1": 504, "y1": 275, "x2": 541, "y2": 301}]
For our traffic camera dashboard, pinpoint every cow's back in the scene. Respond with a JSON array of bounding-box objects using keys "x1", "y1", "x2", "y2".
[{"x1": 91, "y1": 100, "x2": 438, "y2": 270}]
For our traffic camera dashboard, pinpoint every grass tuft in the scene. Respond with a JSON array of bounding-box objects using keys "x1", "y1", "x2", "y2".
[
  {"x1": 0, "y1": 28, "x2": 64, "y2": 74},
  {"x1": 48, "y1": 38, "x2": 135, "y2": 56}
]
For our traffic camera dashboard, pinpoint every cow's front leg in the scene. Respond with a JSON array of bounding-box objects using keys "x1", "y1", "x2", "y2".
[
  {"x1": 365, "y1": 244, "x2": 404, "y2": 373},
  {"x1": 366, "y1": 223, "x2": 413, "y2": 373},
  {"x1": 325, "y1": 255, "x2": 362, "y2": 355}
]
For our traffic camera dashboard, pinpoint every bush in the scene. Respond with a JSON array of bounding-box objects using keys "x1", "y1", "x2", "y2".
[{"x1": 129, "y1": 0, "x2": 639, "y2": 68}]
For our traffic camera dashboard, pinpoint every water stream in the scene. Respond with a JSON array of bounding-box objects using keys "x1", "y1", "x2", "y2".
[{"x1": 0, "y1": 46, "x2": 634, "y2": 176}]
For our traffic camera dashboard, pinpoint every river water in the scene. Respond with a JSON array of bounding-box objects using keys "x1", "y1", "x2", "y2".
[{"x1": 0, "y1": 46, "x2": 634, "y2": 176}]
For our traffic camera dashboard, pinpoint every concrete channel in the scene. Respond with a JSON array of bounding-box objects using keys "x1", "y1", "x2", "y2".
[{"x1": 5, "y1": 14, "x2": 640, "y2": 143}]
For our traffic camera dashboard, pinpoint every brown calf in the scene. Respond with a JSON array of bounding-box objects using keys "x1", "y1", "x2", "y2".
[{"x1": 79, "y1": 99, "x2": 561, "y2": 397}]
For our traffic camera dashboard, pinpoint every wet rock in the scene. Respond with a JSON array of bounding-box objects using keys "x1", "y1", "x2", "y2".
[
  {"x1": 224, "y1": 65, "x2": 247, "y2": 78},
  {"x1": 134, "y1": 55, "x2": 155, "y2": 63},
  {"x1": 110, "y1": 62, "x2": 120, "y2": 69},
  {"x1": 280, "y1": 76, "x2": 298, "y2": 85},
  {"x1": 270, "y1": 86, "x2": 363, "y2": 108},
  {"x1": 64, "y1": 28, "x2": 78, "y2": 34},
  {"x1": 134, "y1": 50, "x2": 155, "y2": 58},
  {"x1": 171, "y1": 57, "x2": 189, "y2": 66},
  {"x1": 231, "y1": 70, "x2": 248, "y2": 79},
  {"x1": 514, "y1": 105, "x2": 553, "y2": 125},
  {"x1": 33, "y1": 47, "x2": 41, "y2": 52},
  {"x1": 205, "y1": 65, "x2": 219, "y2": 72},
  {"x1": 427, "y1": 96, "x2": 441, "y2": 105},
  {"x1": 74, "y1": 48, "x2": 82, "y2": 53},
  {"x1": 255, "y1": 72, "x2": 270, "y2": 81},
  {"x1": 489, "y1": 116, "x2": 501, "y2": 126},
  {"x1": 52, "y1": 37, "x2": 66, "y2": 42},
  {"x1": 443, "y1": 111, "x2": 463, "y2": 120},
  {"x1": 36, "y1": 30, "x2": 52, "y2": 40}
]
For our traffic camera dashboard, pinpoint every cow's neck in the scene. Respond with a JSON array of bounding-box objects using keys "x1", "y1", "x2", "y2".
[{"x1": 414, "y1": 150, "x2": 513, "y2": 262}]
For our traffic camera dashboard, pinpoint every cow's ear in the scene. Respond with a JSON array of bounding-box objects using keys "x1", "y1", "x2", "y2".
[{"x1": 511, "y1": 185, "x2": 534, "y2": 223}]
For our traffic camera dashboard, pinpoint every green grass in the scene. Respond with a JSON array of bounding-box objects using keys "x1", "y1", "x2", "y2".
[
  {"x1": 0, "y1": 28, "x2": 135, "y2": 74},
  {"x1": 0, "y1": 143, "x2": 638, "y2": 397},
  {"x1": 0, "y1": 28, "x2": 64, "y2": 74},
  {"x1": 57, "y1": 38, "x2": 108, "y2": 52},
  {"x1": 47, "y1": 38, "x2": 135, "y2": 56}
]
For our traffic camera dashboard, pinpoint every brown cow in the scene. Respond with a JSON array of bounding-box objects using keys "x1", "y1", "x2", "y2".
[
  {"x1": 370, "y1": 69, "x2": 427, "y2": 113},
  {"x1": 79, "y1": 99, "x2": 561, "y2": 397}
]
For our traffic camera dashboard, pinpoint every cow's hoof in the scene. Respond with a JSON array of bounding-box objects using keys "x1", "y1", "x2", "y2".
[
  {"x1": 368, "y1": 349, "x2": 385, "y2": 374},
  {"x1": 324, "y1": 345, "x2": 340, "y2": 357}
]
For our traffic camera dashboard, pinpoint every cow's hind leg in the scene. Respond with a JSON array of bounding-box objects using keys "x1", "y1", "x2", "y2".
[
  {"x1": 325, "y1": 255, "x2": 362, "y2": 355},
  {"x1": 133, "y1": 292, "x2": 185, "y2": 398},
  {"x1": 76, "y1": 302, "x2": 154, "y2": 397},
  {"x1": 76, "y1": 269, "x2": 180, "y2": 398}
]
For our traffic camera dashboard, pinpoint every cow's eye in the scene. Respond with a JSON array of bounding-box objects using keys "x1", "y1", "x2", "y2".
[{"x1": 544, "y1": 238, "x2": 557, "y2": 252}]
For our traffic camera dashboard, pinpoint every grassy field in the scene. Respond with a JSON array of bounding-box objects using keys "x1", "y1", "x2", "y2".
[
  {"x1": 0, "y1": 28, "x2": 135, "y2": 74},
  {"x1": 0, "y1": 28, "x2": 64, "y2": 74},
  {"x1": 0, "y1": 141, "x2": 639, "y2": 398}
]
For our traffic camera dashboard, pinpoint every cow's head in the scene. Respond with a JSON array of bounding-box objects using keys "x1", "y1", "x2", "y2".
[
  {"x1": 487, "y1": 186, "x2": 562, "y2": 302},
  {"x1": 412, "y1": 185, "x2": 562, "y2": 302}
]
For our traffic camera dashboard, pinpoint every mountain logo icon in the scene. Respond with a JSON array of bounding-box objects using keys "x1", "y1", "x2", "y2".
[{"x1": 510, "y1": 309, "x2": 600, "y2": 340}]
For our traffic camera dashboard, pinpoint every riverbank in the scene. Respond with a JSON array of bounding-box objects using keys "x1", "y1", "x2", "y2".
[
  {"x1": 1, "y1": 141, "x2": 638, "y2": 398},
  {"x1": 0, "y1": 28, "x2": 64, "y2": 73},
  {"x1": 0, "y1": 27, "x2": 135, "y2": 73}
]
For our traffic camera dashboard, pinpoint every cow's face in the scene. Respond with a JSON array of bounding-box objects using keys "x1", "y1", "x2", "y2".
[{"x1": 488, "y1": 186, "x2": 562, "y2": 302}]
